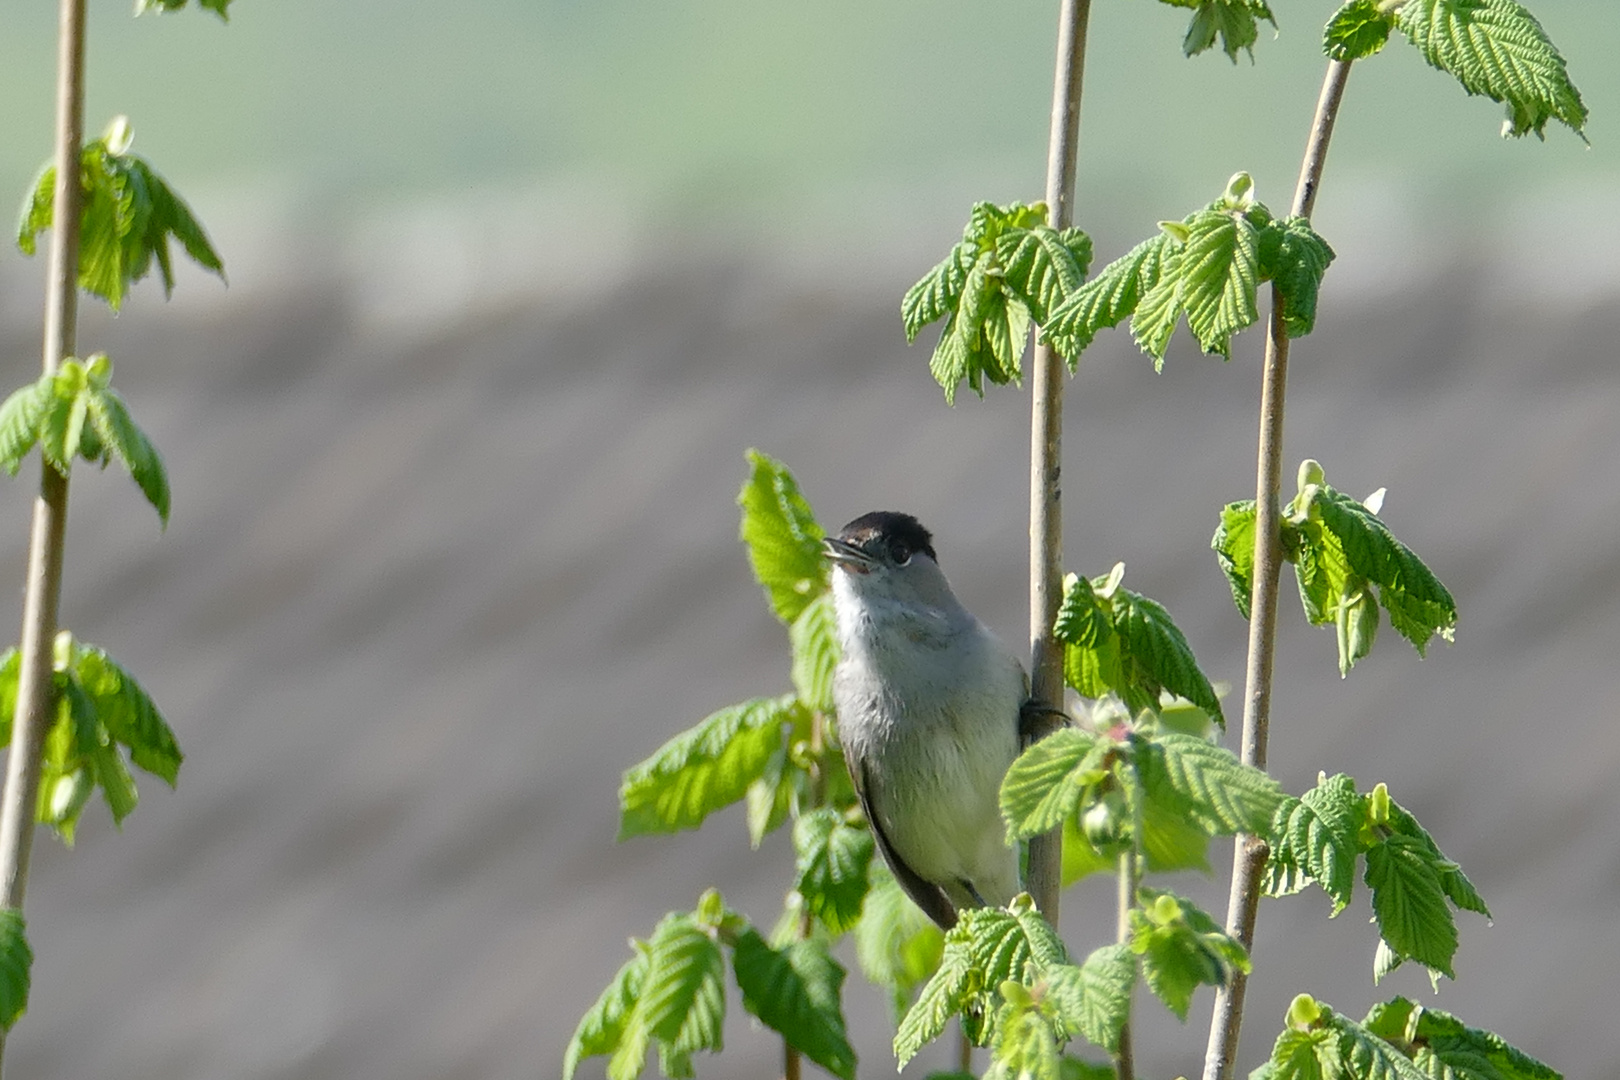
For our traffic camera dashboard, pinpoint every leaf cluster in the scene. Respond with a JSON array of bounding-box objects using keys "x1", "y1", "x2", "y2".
[
  {"x1": 902, "y1": 202, "x2": 1093, "y2": 403},
  {"x1": 1265, "y1": 775, "x2": 1487, "y2": 983},
  {"x1": 136, "y1": 0, "x2": 232, "y2": 18},
  {"x1": 1214, "y1": 460, "x2": 1457, "y2": 676},
  {"x1": 0, "y1": 353, "x2": 169, "y2": 525},
  {"x1": 1042, "y1": 173, "x2": 1334, "y2": 367},
  {"x1": 0, "y1": 910, "x2": 30, "y2": 1033},
  {"x1": 17, "y1": 116, "x2": 224, "y2": 312},
  {"x1": 1323, "y1": 0, "x2": 1585, "y2": 140},
  {"x1": 1255, "y1": 993, "x2": 1559, "y2": 1080},
  {"x1": 1052, "y1": 563, "x2": 1224, "y2": 726},
  {"x1": 1158, "y1": 0, "x2": 1278, "y2": 63},
  {"x1": 0, "y1": 633, "x2": 183, "y2": 846},
  {"x1": 1130, "y1": 887, "x2": 1251, "y2": 1020},
  {"x1": 564, "y1": 891, "x2": 856, "y2": 1080}
]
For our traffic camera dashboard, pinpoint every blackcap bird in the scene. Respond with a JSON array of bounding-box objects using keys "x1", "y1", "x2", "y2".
[{"x1": 823, "y1": 511, "x2": 1026, "y2": 929}]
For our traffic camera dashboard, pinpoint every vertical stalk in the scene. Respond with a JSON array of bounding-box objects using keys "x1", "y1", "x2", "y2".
[
  {"x1": 1025, "y1": 0, "x2": 1092, "y2": 928},
  {"x1": 1200, "y1": 59, "x2": 1352, "y2": 1080},
  {"x1": 0, "y1": 0, "x2": 87, "y2": 1067}
]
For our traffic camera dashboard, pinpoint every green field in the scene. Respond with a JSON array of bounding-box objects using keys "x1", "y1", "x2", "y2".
[{"x1": 0, "y1": 0, "x2": 1610, "y2": 236}]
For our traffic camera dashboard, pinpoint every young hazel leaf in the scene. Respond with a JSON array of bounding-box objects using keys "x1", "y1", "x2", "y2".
[
  {"x1": 1179, "y1": 0, "x2": 1277, "y2": 62},
  {"x1": 83, "y1": 376, "x2": 171, "y2": 525},
  {"x1": 1131, "y1": 889, "x2": 1251, "y2": 1021},
  {"x1": 793, "y1": 808, "x2": 875, "y2": 935},
  {"x1": 618, "y1": 696, "x2": 794, "y2": 839},
  {"x1": 1324, "y1": 0, "x2": 1395, "y2": 60},
  {"x1": 1043, "y1": 944, "x2": 1135, "y2": 1055},
  {"x1": 996, "y1": 225, "x2": 1093, "y2": 326},
  {"x1": 1043, "y1": 234, "x2": 1169, "y2": 361},
  {"x1": 564, "y1": 950, "x2": 649, "y2": 1080},
  {"x1": 738, "y1": 451, "x2": 827, "y2": 626},
  {"x1": 1212, "y1": 500, "x2": 1258, "y2": 619},
  {"x1": 1111, "y1": 588, "x2": 1225, "y2": 728},
  {"x1": 0, "y1": 378, "x2": 52, "y2": 476},
  {"x1": 788, "y1": 593, "x2": 839, "y2": 714},
  {"x1": 902, "y1": 242, "x2": 974, "y2": 342},
  {"x1": 1269, "y1": 218, "x2": 1336, "y2": 339},
  {"x1": 1128, "y1": 247, "x2": 1186, "y2": 368},
  {"x1": 1364, "y1": 835, "x2": 1459, "y2": 980},
  {"x1": 72, "y1": 643, "x2": 183, "y2": 787},
  {"x1": 0, "y1": 911, "x2": 29, "y2": 1033},
  {"x1": 1178, "y1": 206, "x2": 1260, "y2": 358},
  {"x1": 1326, "y1": 1008, "x2": 1433, "y2": 1080},
  {"x1": 1137, "y1": 732, "x2": 1283, "y2": 837},
  {"x1": 1396, "y1": 0, "x2": 1587, "y2": 139},
  {"x1": 1264, "y1": 773, "x2": 1361, "y2": 912},
  {"x1": 894, "y1": 933, "x2": 974, "y2": 1066},
  {"x1": 136, "y1": 0, "x2": 233, "y2": 19},
  {"x1": 1362, "y1": 997, "x2": 1561, "y2": 1080},
  {"x1": 1260, "y1": 1026, "x2": 1341, "y2": 1080},
  {"x1": 854, "y1": 866, "x2": 945, "y2": 1019},
  {"x1": 1384, "y1": 798, "x2": 1490, "y2": 918},
  {"x1": 733, "y1": 931, "x2": 858, "y2": 1080},
  {"x1": 638, "y1": 914, "x2": 725, "y2": 1055},
  {"x1": 999, "y1": 728, "x2": 1108, "y2": 844}
]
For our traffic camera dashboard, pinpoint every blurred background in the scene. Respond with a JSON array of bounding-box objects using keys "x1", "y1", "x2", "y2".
[{"x1": 0, "y1": 0, "x2": 1616, "y2": 1077}]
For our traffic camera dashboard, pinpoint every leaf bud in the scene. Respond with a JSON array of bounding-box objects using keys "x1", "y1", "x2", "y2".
[{"x1": 1286, "y1": 993, "x2": 1323, "y2": 1031}]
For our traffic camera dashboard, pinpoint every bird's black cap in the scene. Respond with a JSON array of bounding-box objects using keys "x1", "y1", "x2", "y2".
[{"x1": 835, "y1": 511, "x2": 938, "y2": 564}]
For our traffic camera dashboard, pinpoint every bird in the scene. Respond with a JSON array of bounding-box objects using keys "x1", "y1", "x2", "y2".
[{"x1": 823, "y1": 511, "x2": 1026, "y2": 929}]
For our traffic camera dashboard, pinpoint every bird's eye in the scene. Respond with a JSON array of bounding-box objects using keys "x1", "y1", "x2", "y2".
[{"x1": 889, "y1": 540, "x2": 912, "y2": 565}]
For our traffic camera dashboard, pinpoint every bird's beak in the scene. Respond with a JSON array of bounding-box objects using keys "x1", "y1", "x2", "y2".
[{"x1": 822, "y1": 536, "x2": 874, "y2": 574}]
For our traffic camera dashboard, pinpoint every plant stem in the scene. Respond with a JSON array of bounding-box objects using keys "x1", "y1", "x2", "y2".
[
  {"x1": 1114, "y1": 847, "x2": 1138, "y2": 1080},
  {"x1": 1200, "y1": 58, "x2": 1352, "y2": 1080},
  {"x1": 1025, "y1": 0, "x2": 1092, "y2": 929}
]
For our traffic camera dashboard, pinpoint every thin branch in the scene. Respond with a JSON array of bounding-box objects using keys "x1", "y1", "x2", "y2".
[
  {"x1": 1200, "y1": 58, "x2": 1353, "y2": 1080},
  {"x1": 1113, "y1": 847, "x2": 1139, "y2": 1080},
  {"x1": 1025, "y1": 0, "x2": 1093, "y2": 929},
  {"x1": 0, "y1": 0, "x2": 87, "y2": 1066}
]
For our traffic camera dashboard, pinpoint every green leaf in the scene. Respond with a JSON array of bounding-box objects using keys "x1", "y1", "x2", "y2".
[
  {"x1": 854, "y1": 865, "x2": 945, "y2": 1018},
  {"x1": 136, "y1": 0, "x2": 233, "y2": 18},
  {"x1": 1116, "y1": 585, "x2": 1224, "y2": 725},
  {"x1": 1324, "y1": 1, "x2": 1395, "y2": 60},
  {"x1": 1212, "y1": 500, "x2": 1258, "y2": 619},
  {"x1": 997, "y1": 224, "x2": 1093, "y2": 326},
  {"x1": 1136, "y1": 732, "x2": 1282, "y2": 837},
  {"x1": 1326, "y1": 1008, "x2": 1432, "y2": 1080},
  {"x1": 564, "y1": 951, "x2": 649, "y2": 1080},
  {"x1": 894, "y1": 933, "x2": 973, "y2": 1066},
  {"x1": 1043, "y1": 944, "x2": 1135, "y2": 1054},
  {"x1": 0, "y1": 378, "x2": 52, "y2": 476},
  {"x1": 738, "y1": 451, "x2": 827, "y2": 625},
  {"x1": 618, "y1": 696, "x2": 793, "y2": 839},
  {"x1": 1129, "y1": 246, "x2": 1185, "y2": 368},
  {"x1": 1268, "y1": 218, "x2": 1335, "y2": 339},
  {"x1": 1131, "y1": 889, "x2": 1250, "y2": 1021},
  {"x1": 1264, "y1": 773, "x2": 1360, "y2": 913},
  {"x1": 1396, "y1": 0, "x2": 1587, "y2": 139},
  {"x1": 1259, "y1": 1026, "x2": 1340, "y2": 1080},
  {"x1": 0, "y1": 911, "x2": 29, "y2": 1033},
  {"x1": 985, "y1": 985, "x2": 1064, "y2": 1080},
  {"x1": 1364, "y1": 834, "x2": 1458, "y2": 980},
  {"x1": 789, "y1": 593, "x2": 839, "y2": 714},
  {"x1": 744, "y1": 745, "x2": 795, "y2": 848},
  {"x1": 1310, "y1": 485, "x2": 1457, "y2": 655},
  {"x1": 73, "y1": 643, "x2": 182, "y2": 786},
  {"x1": 1362, "y1": 997, "x2": 1561, "y2": 1080},
  {"x1": 1179, "y1": 0, "x2": 1276, "y2": 62},
  {"x1": 733, "y1": 930, "x2": 857, "y2": 1080},
  {"x1": 638, "y1": 914, "x2": 725, "y2": 1053},
  {"x1": 1179, "y1": 206, "x2": 1260, "y2": 358},
  {"x1": 999, "y1": 728, "x2": 1108, "y2": 844},
  {"x1": 1043, "y1": 234, "x2": 1169, "y2": 361},
  {"x1": 17, "y1": 121, "x2": 226, "y2": 310},
  {"x1": 793, "y1": 807, "x2": 875, "y2": 935},
  {"x1": 903, "y1": 242, "x2": 974, "y2": 342},
  {"x1": 1384, "y1": 798, "x2": 1489, "y2": 918},
  {"x1": 82, "y1": 367, "x2": 170, "y2": 525}
]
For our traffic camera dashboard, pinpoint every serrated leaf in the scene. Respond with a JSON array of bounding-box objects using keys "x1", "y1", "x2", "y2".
[
  {"x1": 83, "y1": 381, "x2": 170, "y2": 525},
  {"x1": 1363, "y1": 997, "x2": 1561, "y2": 1080},
  {"x1": 745, "y1": 745, "x2": 795, "y2": 848},
  {"x1": 1265, "y1": 774, "x2": 1360, "y2": 912},
  {"x1": 1139, "y1": 785, "x2": 1214, "y2": 873},
  {"x1": 1324, "y1": 0, "x2": 1394, "y2": 60},
  {"x1": 1000, "y1": 728, "x2": 1107, "y2": 844},
  {"x1": 1396, "y1": 0, "x2": 1586, "y2": 139},
  {"x1": 0, "y1": 378, "x2": 52, "y2": 476},
  {"x1": 1129, "y1": 248, "x2": 1185, "y2": 367},
  {"x1": 136, "y1": 0, "x2": 232, "y2": 18},
  {"x1": 1179, "y1": 0, "x2": 1276, "y2": 62},
  {"x1": 1043, "y1": 234, "x2": 1168, "y2": 361},
  {"x1": 788, "y1": 593, "x2": 839, "y2": 714},
  {"x1": 733, "y1": 930, "x2": 857, "y2": 1080},
  {"x1": 1384, "y1": 798, "x2": 1490, "y2": 918},
  {"x1": 738, "y1": 451, "x2": 826, "y2": 625},
  {"x1": 1212, "y1": 500, "x2": 1258, "y2": 619},
  {"x1": 1365, "y1": 835, "x2": 1458, "y2": 980},
  {"x1": 564, "y1": 951, "x2": 649, "y2": 1080},
  {"x1": 638, "y1": 914, "x2": 725, "y2": 1053},
  {"x1": 1327, "y1": 1010, "x2": 1432, "y2": 1080},
  {"x1": 1179, "y1": 207, "x2": 1260, "y2": 358},
  {"x1": 1111, "y1": 585, "x2": 1225, "y2": 727},
  {"x1": 1261, "y1": 1027, "x2": 1340, "y2": 1080},
  {"x1": 854, "y1": 866, "x2": 945, "y2": 1018},
  {"x1": 895, "y1": 934, "x2": 973, "y2": 1066},
  {"x1": 903, "y1": 242, "x2": 974, "y2": 342},
  {"x1": 1311, "y1": 485, "x2": 1457, "y2": 654},
  {"x1": 985, "y1": 989, "x2": 1064, "y2": 1080},
  {"x1": 1137, "y1": 733, "x2": 1281, "y2": 837},
  {"x1": 0, "y1": 911, "x2": 29, "y2": 1033},
  {"x1": 1044, "y1": 944, "x2": 1134, "y2": 1054},
  {"x1": 74, "y1": 644, "x2": 182, "y2": 787},
  {"x1": 1131, "y1": 888, "x2": 1250, "y2": 1021},
  {"x1": 618, "y1": 696, "x2": 793, "y2": 839},
  {"x1": 997, "y1": 224, "x2": 1093, "y2": 326},
  {"x1": 1269, "y1": 218, "x2": 1335, "y2": 339},
  {"x1": 793, "y1": 807, "x2": 874, "y2": 935}
]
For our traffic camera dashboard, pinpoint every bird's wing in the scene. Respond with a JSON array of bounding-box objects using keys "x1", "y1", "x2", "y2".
[{"x1": 854, "y1": 758, "x2": 958, "y2": 930}]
